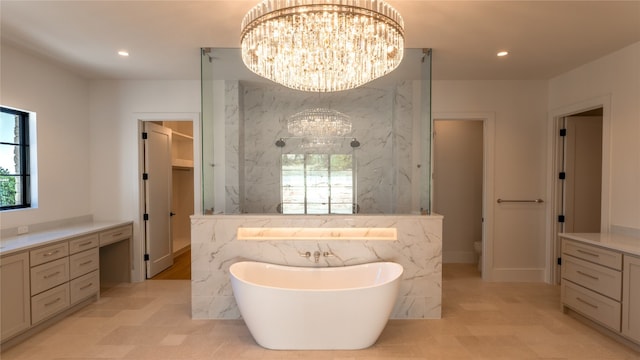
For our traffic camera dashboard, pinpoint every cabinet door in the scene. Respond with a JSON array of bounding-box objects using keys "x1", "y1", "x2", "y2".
[
  {"x1": 1, "y1": 252, "x2": 31, "y2": 341},
  {"x1": 622, "y1": 254, "x2": 640, "y2": 344}
]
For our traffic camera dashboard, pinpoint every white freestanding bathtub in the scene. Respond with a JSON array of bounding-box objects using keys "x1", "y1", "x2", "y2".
[{"x1": 229, "y1": 261, "x2": 403, "y2": 350}]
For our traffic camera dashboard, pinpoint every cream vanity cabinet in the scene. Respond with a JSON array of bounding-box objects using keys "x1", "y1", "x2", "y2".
[
  {"x1": 561, "y1": 235, "x2": 640, "y2": 347},
  {"x1": 622, "y1": 254, "x2": 640, "y2": 343},
  {"x1": 1, "y1": 222, "x2": 131, "y2": 347},
  {"x1": 0, "y1": 252, "x2": 31, "y2": 341}
]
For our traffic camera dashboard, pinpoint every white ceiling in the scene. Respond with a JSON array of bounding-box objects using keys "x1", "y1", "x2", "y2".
[{"x1": 1, "y1": 1, "x2": 639, "y2": 81}]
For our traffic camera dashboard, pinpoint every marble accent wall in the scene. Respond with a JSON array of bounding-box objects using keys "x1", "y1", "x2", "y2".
[
  {"x1": 191, "y1": 214, "x2": 442, "y2": 320},
  {"x1": 222, "y1": 81, "x2": 417, "y2": 214},
  {"x1": 224, "y1": 81, "x2": 242, "y2": 213}
]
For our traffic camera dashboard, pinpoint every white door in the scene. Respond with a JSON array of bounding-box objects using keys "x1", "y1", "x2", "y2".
[{"x1": 143, "y1": 122, "x2": 173, "y2": 278}]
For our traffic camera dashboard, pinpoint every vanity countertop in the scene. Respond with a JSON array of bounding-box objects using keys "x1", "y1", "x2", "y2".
[
  {"x1": 560, "y1": 232, "x2": 640, "y2": 257},
  {"x1": 0, "y1": 220, "x2": 132, "y2": 256}
]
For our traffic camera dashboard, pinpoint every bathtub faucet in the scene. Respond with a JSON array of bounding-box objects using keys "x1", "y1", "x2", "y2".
[{"x1": 301, "y1": 251, "x2": 331, "y2": 263}]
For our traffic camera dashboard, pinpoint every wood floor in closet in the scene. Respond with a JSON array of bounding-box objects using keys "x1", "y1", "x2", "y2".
[{"x1": 151, "y1": 248, "x2": 191, "y2": 280}]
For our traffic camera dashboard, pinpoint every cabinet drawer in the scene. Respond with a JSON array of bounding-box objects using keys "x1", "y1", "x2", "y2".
[
  {"x1": 30, "y1": 257, "x2": 69, "y2": 295},
  {"x1": 563, "y1": 240, "x2": 622, "y2": 270},
  {"x1": 70, "y1": 270, "x2": 99, "y2": 304},
  {"x1": 69, "y1": 234, "x2": 99, "y2": 254},
  {"x1": 69, "y1": 248, "x2": 99, "y2": 279},
  {"x1": 563, "y1": 256, "x2": 622, "y2": 301},
  {"x1": 99, "y1": 225, "x2": 132, "y2": 247},
  {"x1": 31, "y1": 283, "x2": 70, "y2": 325},
  {"x1": 30, "y1": 242, "x2": 69, "y2": 267},
  {"x1": 563, "y1": 281, "x2": 621, "y2": 332}
]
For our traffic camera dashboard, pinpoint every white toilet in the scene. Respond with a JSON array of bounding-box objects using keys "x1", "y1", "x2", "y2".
[{"x1": 473, "y1": 241, "x2": 482, "y2": 272}]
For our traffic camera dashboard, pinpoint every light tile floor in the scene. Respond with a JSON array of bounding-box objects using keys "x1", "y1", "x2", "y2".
[{"x1": 2, "y1": 264, "x2": 639, "y2": 359}]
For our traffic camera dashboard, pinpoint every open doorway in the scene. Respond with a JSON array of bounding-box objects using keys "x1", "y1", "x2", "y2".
[{"x1": 433, "y1": 119, "x2": 484, "y2": 274}]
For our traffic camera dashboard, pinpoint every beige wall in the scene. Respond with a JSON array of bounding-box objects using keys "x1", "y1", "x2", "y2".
[
  {"x1": 549, "y1": 42, "x2": 640, "y2": 232},
  {"x1": 433, "y1": 80, "x2": 548, "y2": 281},
  {"x1": 88, "y1": 80, "x2": 200, "y2": 281},
  {"x1": 0, "y1": 43, "x2": 91, "y2": 230}
]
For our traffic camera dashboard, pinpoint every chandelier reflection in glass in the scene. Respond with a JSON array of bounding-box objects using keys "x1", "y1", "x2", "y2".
[
  {"x1": 240, "y1": 0, "x2": 405, "y2": 92},
  {"x1": 287, "y1": 108, "x2": 351, "y2": 146}
]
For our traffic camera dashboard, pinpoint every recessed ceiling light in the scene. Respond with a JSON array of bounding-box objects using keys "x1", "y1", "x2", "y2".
[
  {"x1": 497, "y1": 51, "x2": 509, "y2": 57},
  {"x1": 118, "y1": 50, "x2": 129, "y2": 57}
]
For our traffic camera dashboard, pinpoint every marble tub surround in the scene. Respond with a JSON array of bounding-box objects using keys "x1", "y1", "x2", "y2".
[{"x1": 191, "y1": 214, "x2": 442, "y2": 320}]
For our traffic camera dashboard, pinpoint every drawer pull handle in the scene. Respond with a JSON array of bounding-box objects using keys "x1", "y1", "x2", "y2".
[
  {"x1": 576, "y1": 270, "x2": 599, "y2": 280},
  {"x1": 44, "y1": 297, "x2": 62, "y2": 307},
  {"x1": 78, "y1": 241, "x2": 93, "y2": 247},
  {"x1": 43, "y1": 250, "x2": 60, "y2": 257},
  {"x1": 79, "y1": 283, "x2": 94, "y2": 290},
  {"x1": 44, "y1": 271, "x2": 61, "y2": 279},
  {"x1": 79, "y1": 260, "x2": 93, "y2": 266},
  {"x1": 576, "y1": 297, "x2": 599, "y2": 309},
  {"x1": 577, "y1": 249, "x2": 600, "y2": 257},
  {"x1": 111, "y1": 232, "x2": 124, "y2": 237}
]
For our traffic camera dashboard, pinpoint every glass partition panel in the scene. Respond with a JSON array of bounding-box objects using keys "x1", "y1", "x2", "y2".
[
  {"x1": 201, "y1": 48, "x2": 215, "y2": 214},
  {"x1": 201, "y1": 48, "x2": 432, "y2": 215},
  {"x1": 421, "y1": 49, "x2": 432, "y2": 214}
]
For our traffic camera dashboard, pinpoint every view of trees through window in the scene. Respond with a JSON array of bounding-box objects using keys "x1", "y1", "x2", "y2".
[
  {"x1": 0, "y1": 107, "x2": 30, "y2": 210},
  {"x1": 281, "y1": 153, "x2": 354, "y2": 214}
]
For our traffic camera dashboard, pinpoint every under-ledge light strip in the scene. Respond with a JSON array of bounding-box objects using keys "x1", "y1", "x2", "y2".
[{"x1": 236, "y1": 227, "x2": 398, "y2": 241}]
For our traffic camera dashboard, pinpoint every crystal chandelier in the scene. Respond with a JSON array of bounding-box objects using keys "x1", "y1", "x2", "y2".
[
  {"x1": 287, "y1": 108, "x2": 352, "y2": 141},
  {"x1": 241, "y1": 0, "x2": 405, "y2": 92}
]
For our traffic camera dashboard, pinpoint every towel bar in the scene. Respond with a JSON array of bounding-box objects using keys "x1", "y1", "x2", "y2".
[{"x1": 496, "y1": 198, "x2": 544, "y2": 204}]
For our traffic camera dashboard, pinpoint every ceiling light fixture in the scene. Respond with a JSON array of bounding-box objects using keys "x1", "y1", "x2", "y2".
[
  {"x1": 118, "y1": 50, "x2": 130, "y2": 57},
  {"x1": 497, "y1": 51, "x2": 509, "y2": 57},
  {"x1": 240, "y1": 0, "x2": 405, "y2": 92},
  {"x1": 288, "y1": 108, "x2": 352, "y2": 139}
]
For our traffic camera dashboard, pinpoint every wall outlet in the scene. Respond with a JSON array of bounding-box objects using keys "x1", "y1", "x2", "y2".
[{"x1": 17, "y1": 225, "x2": 29, "y2": 235}]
